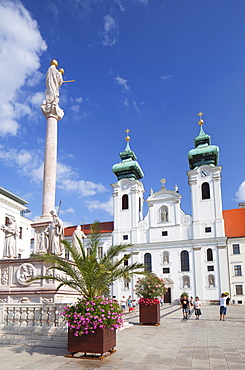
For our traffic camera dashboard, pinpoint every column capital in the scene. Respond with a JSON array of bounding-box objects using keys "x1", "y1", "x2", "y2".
[{"x1": 41, "y1": 101, "x2": 64, "y2": 121}]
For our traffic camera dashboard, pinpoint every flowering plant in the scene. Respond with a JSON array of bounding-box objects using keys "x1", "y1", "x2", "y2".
[
  {"x1": 61, "y1": 296, "x2": 124, "y2": 336},
  {"x1": 135, "y1": 276, "x2": 166, "y2": 305}
]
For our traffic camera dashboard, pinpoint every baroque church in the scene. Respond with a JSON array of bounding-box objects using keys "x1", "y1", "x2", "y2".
[{"x1": 109, "y1": 117, "x2": 228, "y2": 304}]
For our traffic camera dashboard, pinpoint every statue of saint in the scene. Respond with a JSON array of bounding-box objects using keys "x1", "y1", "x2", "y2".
[
  {"x1": 1, "y1": 219, "x2": 19, "y2": 258},
  {"x1": 45, "y1": 60, "x2": 64, "y2": 104},
  {"x1": 72, "y1": 225, "x2": 86, "y2": 252},
  {"x1": 161, "y1": 207, "x2": 168, "y2": 222},
  {"x1": 45, "y1": 210, "x2": 64, "y2": 255}
]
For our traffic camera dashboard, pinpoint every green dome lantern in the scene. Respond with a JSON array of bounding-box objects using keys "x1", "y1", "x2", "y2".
[
  {"x1": 112, "y1": 130, "x2": 144, "y2": 181},
  {"x1": 188, "y1": 113, "x2": 219, "y2": 170}
]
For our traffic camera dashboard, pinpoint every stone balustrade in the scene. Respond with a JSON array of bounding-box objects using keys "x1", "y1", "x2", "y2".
[{"x1": 0, "y1": 303, "x2": 67, "y2": 328}]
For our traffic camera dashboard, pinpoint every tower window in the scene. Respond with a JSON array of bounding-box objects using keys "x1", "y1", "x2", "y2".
[
  {"x1": 202, "y1": 182, "x2": 210, "y2": 200},
  {"x1": 207, "y1": 266, "x2": 214, "y2": 271},
  {"x1": 139, "y1": 197, "x2": 141, "y2": 212},
  {"x1": 180, "y1": 250, "x2": 189, "y2": 272},
  {"x1": 122, "y1": 194, "x2": 129, "y2": 210},
  {"x1": 144, "y1": 253, "x2": 152, "y2": 272},
  {"x1": 162, "y1": 231, "x2": 168, "y2": 236},
  {"x1": 163, "y1": 268, "x2": 170, "y2": 274},
  {"x1": 205, "y1": 227, "x2": 212, "y2": 233},
  {"x1": 123, "y1": 235, "x2": 128, "y2": 240},
  {"x1": 207, "y1": 248, "x2": 213, "y2": 261}
]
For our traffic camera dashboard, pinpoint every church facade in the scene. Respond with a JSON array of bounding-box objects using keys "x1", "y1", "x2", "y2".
[{"x1": 111, "y1": 118, "x2": 229, "y2": 303}]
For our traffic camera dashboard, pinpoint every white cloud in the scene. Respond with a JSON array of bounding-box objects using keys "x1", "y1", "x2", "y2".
[
  {"x1": 101, "y1": 15, "x2": 118, "y2": 46},
  {"x1": 86, "y1": 197, "x2": 113, "y2": 215},
  {"x1": 115, "y1": 0, "x2": 125, "y2": 11},
  {"x1": 59, "y1": 207, "x2": 76, "y2": 215},
  {"x1": 29, "y1": 92, "x2": 45, "y2": 106},
  {"x1": 58, "y1": 178, "x2": 106, "y2": 197},
  {"x1": 159, "y1": 75, "x2": 171, "y2": 80},
  {"x1": 132, "y1": 100, "x2": 141, "y2": 113},
  {"x1": 0, "y1": 0, "x2": 46, "y2": 136},
  {"x1": 235, "y1": 181, "x2": 245, "y2": 202},
  {"x1": 115, "y1": 75, "x2": 131, "y2": 92},
  {"x1": 75, "y1": 97, "x2": 83, "y2": 103}
]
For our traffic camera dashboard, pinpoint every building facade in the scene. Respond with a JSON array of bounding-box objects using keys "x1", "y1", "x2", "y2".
[{"x1": 111, "y1": 119, "x2": 229, "y2": 303}]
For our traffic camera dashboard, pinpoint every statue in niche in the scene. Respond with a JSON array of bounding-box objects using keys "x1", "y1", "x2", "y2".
[
  {"x1": 160, "y1": 207, "x2": 168, "y2": 223},
  {"x1": 208, "y1": 275, "x2": 214, "y2": 287},
  {"x1": 45, "y1": 210, "x2": 64, "y2": 256},
  {"x1": 1, "y1": 219, "x2": 19, "y2": 259},
  {"x1": 163, "y1": 254, "x2": 168, "y2": 263},
  {"x1": 183, "y1": 277, "x2": 189, "y2": 288},
  {"x1": 1, "y1": 267, "x2": 8, "y2": 285},
  {"x1": 72, "y1": 225, "x2": 86, "y2": 252},
  {"x1": 45, "y1": 59, "x2": 64, "y2": 104}
]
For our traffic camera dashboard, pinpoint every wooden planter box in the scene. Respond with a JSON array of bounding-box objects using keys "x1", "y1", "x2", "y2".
[
  {"x1": 68, "y1": 327, "x2": 116, "y2": 355},
  {"x1": 139, "y1": 303, "x2": 160, "y2": 325}
]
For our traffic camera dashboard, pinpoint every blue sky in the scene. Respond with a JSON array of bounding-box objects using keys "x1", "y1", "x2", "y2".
[{"x1": 0, "y1": 0, "x2": 245, "y2": 226}]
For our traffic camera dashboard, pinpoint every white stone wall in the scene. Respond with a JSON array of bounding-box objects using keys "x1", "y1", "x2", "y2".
[{"x1": 227, "y1": 237, "x2": 245, "y2": 304}]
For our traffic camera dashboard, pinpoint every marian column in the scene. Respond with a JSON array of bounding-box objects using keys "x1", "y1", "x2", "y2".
[
  {"x1": 41, "y1": 60, "x2": 64, "y2": 219},
  {"x1": 32, "y1": 60, "x2": 65, "y2": 255}
]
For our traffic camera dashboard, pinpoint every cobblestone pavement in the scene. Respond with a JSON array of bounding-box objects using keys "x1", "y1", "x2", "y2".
[{"x1": 0, "y1": 304, "x2": 245, "y2": 369}]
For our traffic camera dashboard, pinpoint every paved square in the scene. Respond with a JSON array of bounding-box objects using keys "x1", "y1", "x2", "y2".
[{"x1": 0, "y1": 304, "x2": 245, "y2": 369}]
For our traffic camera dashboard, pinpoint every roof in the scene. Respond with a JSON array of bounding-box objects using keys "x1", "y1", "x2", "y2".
[
  {"x1": 65, "y1": 221, "x2": 114, "y2": 237},
  {"x1": 223, "y1": 208, "x2": 245, "y2": 238},
  {"x1": 0, "y1": 186, "x2": 28, "y2": 205}
]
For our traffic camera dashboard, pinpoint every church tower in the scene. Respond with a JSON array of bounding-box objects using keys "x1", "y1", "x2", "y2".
[
  {"x1": 187, "y1": 113, "x2": 225, "y2": 240},
  {"x1": 111, "y1": 131, "x2": 144, "y2": 245}
]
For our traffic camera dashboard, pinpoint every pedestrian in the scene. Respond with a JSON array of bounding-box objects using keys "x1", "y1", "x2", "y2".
[
  {"x1": 180, "y1": 295, "x2": 189, "y2": 319},
  {"x1": 120, "y1": 296, "x2": 127, "y2": 314},
  {"x1": 127, "y1": 295, "x2": 132, "y2": 314},
  {"x1": 193, "y1": 296, "x2": 202, "y2": 320},
  {"x1": 220, "y1": 293, "x2": 227, "y2": 321},
  {"x1": 160, "y1": 296, "x2": 165, "y2": 306},
  {"x1": 190, "y1": 296, "x2": 194, "y2": 308}
]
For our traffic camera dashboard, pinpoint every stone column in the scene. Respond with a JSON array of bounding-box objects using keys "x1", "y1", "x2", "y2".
[{"x1": 40, "y1": 102, "x2": 64, "y2": 220}]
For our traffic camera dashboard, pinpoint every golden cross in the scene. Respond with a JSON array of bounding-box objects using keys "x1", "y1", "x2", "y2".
[{"x1": 197, "y1": 112, "x2": 204, "y2": 125}]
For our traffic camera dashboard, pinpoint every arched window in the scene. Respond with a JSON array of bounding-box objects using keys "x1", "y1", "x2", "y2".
[
  {"x1": 181, "y1": 250, "x2": 189, "y2": 272},
  {"x1": 160, "y1": 206, "x2": 168, "y2": 222},
  {"x1": 144, "y1": 253, "x2": 152, "y2": 272},
  {"x1": 122, "y1": 194, "x2": 129, "y2": 210},
  {"x1": 207, "y1": 248, "x2": 213, "y2": 261},
  {"x1": 202, "y1": 182, "x2": 210, "y2": 200},
  {"x1": 182, "y1": 276, "x2": 190, "y2": 288},
  {"x1": 139, "y1": 197, "x2": 141, "y2": 212}
]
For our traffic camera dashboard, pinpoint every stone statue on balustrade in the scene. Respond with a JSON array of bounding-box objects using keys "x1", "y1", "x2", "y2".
[
  {"x1": 72, "y1": 225, "x2": 86, "y2": 253},
  {"x1": 1, "y1": 219, "x2": 19, "y2": 258},
  {"x1": 44, "y1": 210, "x2": 64, "y2": 256}
]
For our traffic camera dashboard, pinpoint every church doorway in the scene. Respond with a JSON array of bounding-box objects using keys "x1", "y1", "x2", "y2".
[{"x1": 164, "y1": 287, "x2": 171, "y2": 303}]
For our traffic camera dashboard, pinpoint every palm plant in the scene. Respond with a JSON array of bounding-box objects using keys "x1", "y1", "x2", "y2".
[{"x1": 30, "y1": 221, "x2": 148, "y2": 300}]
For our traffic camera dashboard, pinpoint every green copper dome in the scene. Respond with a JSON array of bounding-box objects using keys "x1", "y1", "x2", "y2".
[
  {"x1": 188, "y1": 122, "x2": 219, "y2": 170},
  {"x1": 112, "y1": 138, "x2": 144, "y2": 180}
]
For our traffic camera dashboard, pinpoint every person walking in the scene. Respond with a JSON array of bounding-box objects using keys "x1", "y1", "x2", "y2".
[
  {"x1": 193, "y1": 296, "x2": 202, "y2": 320},
  {"x1": 220, "y1": 293, "x2": 227, "y2": 321},
  {"x1": 180, "y1": 295, "x2": 189, "y2": 319},
  {"x1": 120, "y1": 296, "x2": 127, "y2": 314}
]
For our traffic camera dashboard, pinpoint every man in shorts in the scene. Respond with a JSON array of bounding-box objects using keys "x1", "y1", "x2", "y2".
[
  {"x1": 220, "y1": 293, "x2": 227, "y2": 321},
  {"x1": 180, "y1": 295, "x2": 190, "y2": 319}
]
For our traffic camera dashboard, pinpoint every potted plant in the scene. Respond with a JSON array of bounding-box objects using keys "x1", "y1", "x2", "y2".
[
  {"x1": 30, "y1": 221, "x2": 146, "y2": 357},
  {"x1": 135, "y1": 276, "x2": 166, "y2": 325}
]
